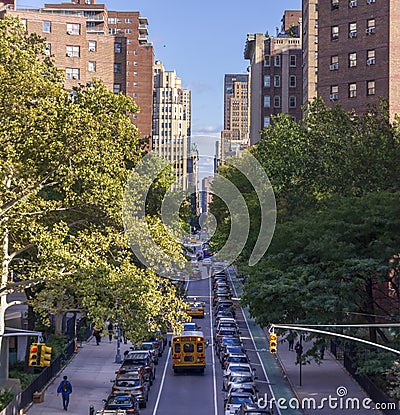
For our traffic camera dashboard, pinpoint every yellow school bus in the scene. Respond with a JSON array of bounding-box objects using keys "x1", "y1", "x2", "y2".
[{"x1": 171, "y1": 330, "x2": 206, "y2": 374}]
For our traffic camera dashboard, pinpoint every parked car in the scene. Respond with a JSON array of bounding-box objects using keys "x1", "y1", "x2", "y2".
[
  {"x1": 223, "y1": 373, "x2": 257, "y2": 392},
  {"x1": 223, "y1": 353, "x2": 250, "y2": 369},
  {"x1": 103, "y1": 392, "x2": 140, "y2": 414},
  {"x1": 219, "y1": 345, "x2": 247, "y2": 364},
  {"x1": 120, "y1": 351, "x2": 155, "y2": 385},
  {"x1": 183, "y1": 322, "x2": 201, "y2": 331},
  {"x1": 111, "y1": 372, "x2": 149, "y2": 408},
  {"x1": 224, "y1": 391, "x2": 255, "y2": 415},
  {"x1": 226, "y1": 382, "x2": 258, "y2": 402},
  {"x1": 133, "y1": 342, "x2": 159, "y2": 365},
  {"x1": 236, "y1": 403, "x2": 272, "y2": 414}
]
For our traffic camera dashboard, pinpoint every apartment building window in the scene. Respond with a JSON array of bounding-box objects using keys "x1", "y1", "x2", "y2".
[
  {"x1": 264, "y1": 55, "x2": 271, "y2": 67},
  {"x1": 133, "y1": 61, "x2": 138, "y2": 66},
  {"x1": 367, "y1": 49, "x2": 376, "y2": 65},
  {"x1": 117, "y1": 18, "x2": 122, "y2": 23},
  {"x1": 88, "y1": 61, "x2": 96, "y2": 72},
  {"x1": 274, "y1": 75, "x2": 281, "y2": 87},
  {"x1": 114, "y1": 43, "x2": 122, "y2": 53},
  {"x1": 88, "y1": 41, "x2": 96, "y2": 52},
  {"x1": 114, "y1": 63, "x2": 122, "y2": 73},
  {"x1": 366, "y1": 19, "x2": 375, "y2": 35},
  {"x1": 20, "y1": 19, "x2": 27, "y2": 30},
  {"x1": 349, "y1": 52, "x2": 357, "y2": 67},
  {"x1": 66, "y1": 68, "x2": 79, "y2": 80},
  {"x1": 134, "y1": 82, "x2": 138, "y2": 86},
  {"x1": 108, "y1": 17, "x2": 116, "y2": 24},
  {"x1": 349, "y1": 22, "x2": 357, "y2": 38},
  {"x1": 348, "y1": 83, "x2": 357, "y2": 98},
  {"x1": 109, "y1": 28, "x2": 117, "y2": 35},
  {"x1": 289, "y1": 96, "x2": 296, "y2": 108},
  {"x1": 264, "y1": 75, "x2": 270, "y2": 87},
  {"x1": 290, "y1": 75, "x2": 296, "y2": 87},
  {"x1": 66, "y1": 23, "x2": 80, "y2": 35},
  {"x1": 314, "y1": 35, "x2": 318, "y2": 44},
  {"x1": 125, "y1": 18, "x2": 132, "y2": 23},
  {"x1": 274, "y1": 55, "x2": 281, "y2": 67},
  {"x1": 330, "y1": 55, "x2": 339, "y2": 70},
  {"x1": 331, "y1": 0, "x2": 339, "y2": 9},
  {"x1": 331, "y1": 26, "x2": 339, "y2": 41},
  {"x1": 274, "y1": 96, "x2": 281, "y2": 108},
  {"x1": 367, "y1": 80, "x2": 375, "y2": 95},
  {"x1": 264, "y1": 96, "x2": 271, "y2": 108},
  {"x1": 113, "y1": 84, "x2": 121, "y2": 93},
  {"x1": 127, "y1": 39, "x2": 133, "y2": 45},
  {"x1": 349, "y1": 0, "x2": 357, "y2": 7},
  {"x1": 44, "y1": 43, "x2": 51, "y2": 56},
  {"x1": 264, "y1": 116, "x2": 270, "y2": 127},
  {"x1": 125, "y1": 29, "x2": 132, "y2": 34},
  {"x1": 290, "y1": 55, "x2": 296, "y2": 67},
  {"x1": 134, "y1": 50, "x2": 138, "y2": 55},
  {"x1": 42, "y1": 21, "x2": 51, "y2": 33},
  {"x1": 133, "y1": 71, "x2": 138, "y2": 77},
  {"x1": 66, "y1": 45, "x2": 80, "y2": 58},
  {"x1": 330, "y1": 85, "x2": 339, "y2": 100}
]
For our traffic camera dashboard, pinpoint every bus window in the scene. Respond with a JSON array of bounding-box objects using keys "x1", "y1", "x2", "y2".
[
  {"x1": 174, "y1": 343, "x2": 181, "y2": 353},
  {"x1": 197, "y1": 343, "x2": 203, "y2": 353},
  {"x1": 184, "y1": 343, "x2": 194, "y2": 353}
]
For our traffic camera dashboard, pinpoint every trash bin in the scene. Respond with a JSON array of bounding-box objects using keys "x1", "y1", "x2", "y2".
[{"x1": 33, "y1": 391, "x2": 44, "y2": 403}]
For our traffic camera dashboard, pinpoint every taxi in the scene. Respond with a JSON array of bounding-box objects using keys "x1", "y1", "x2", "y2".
[{"x1": 185, "y1": 301, "x2": 205, "y2": 318}]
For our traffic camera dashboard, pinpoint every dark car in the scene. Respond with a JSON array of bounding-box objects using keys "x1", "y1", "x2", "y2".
[
  {"x1": 133, "y1": 342, "x2": 159, "y2": 365},
  {"x1": 103, "y1": 392, "x2": 140, "y2": 414},
  {"x1": 111, "y1": 372, "x2": 149, "y2": 408},
  {"x1": 219, "y1": 345, "x2": 247, "y2": 363},
  {"x1": 216, "y1": 336, "x2": 242, "y2": 354},
  {"x1": 120, "y1": 351, "x2": 155, "y2": 385}
]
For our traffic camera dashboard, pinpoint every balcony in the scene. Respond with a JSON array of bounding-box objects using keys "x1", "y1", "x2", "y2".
[{"x1": 138, "y1": 24, "x2": 148, "y2": 35}]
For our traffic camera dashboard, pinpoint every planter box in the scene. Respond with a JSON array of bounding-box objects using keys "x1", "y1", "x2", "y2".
[{"x1": 32, "y1": 391, "x2": 44, "y2": 404}]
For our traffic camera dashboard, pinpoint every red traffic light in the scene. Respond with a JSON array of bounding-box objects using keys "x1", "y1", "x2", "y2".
[{"x1": 31, "y1": 346, "x2": 38, "y2": 353}]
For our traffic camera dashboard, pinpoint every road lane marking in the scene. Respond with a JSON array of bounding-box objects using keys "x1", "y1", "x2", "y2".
[
  {"x1": 152, "y1": 345, "x2": 171, "y2": 415},
  {"x1": 208, "y1": 269, "x2": 219, "y2": 415},
  {"x1": 227, "y1": 266, "x2": 282, "y2": 415}
]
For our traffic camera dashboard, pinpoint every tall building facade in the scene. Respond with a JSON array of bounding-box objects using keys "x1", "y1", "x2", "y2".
[
  {"x1": 4, "y1": 0, "x2": 154, "y2": 140},
  {"x1": 152, "y1": 60, "x2": 191, "y2": 190},
  {"x1": 245, "y1": 11, "x2": 302, "y2": 145},
  {"x1": 220, "y1": 74, "x2": 250, "y2": 163},
  {"x1": 315, "y1": 0, "x2": 400, "y2": 117}
]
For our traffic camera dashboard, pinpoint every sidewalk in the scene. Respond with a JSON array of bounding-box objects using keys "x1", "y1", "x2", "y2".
[
  {"x1": 277, "y1": 341, "x2": 385, "y2": 414},
  {"x1": 25, "y1": 337, "x2": 127, "y2": 415}
]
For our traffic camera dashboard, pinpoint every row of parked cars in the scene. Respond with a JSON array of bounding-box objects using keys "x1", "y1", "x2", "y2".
[
  {"x1": 212, "y1": 265, "x2": 271, "y2": 415},
  {"x1": 96, "y1": 336, "x2": 167, "y2": 415}
]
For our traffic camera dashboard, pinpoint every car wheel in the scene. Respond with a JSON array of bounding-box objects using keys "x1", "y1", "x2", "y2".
[{"x1": 155, "y1": 360, "x2": 158, "y2": 365}]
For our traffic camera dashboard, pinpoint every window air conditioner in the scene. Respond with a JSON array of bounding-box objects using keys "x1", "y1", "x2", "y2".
[
  {"x1": 67, "y1": 30, "x2": 73, "y2": 35},
  {"x1": 72, "y1": 75, "x2": 78, "y2": 80},
  {"x1": 367, "y1": 58, "x2": 376, "y2": 65},
  {"x1": 66, "y1": 52, "x2": 73, "y2": 57},
  {"x1": 349, "y1": 32, "x2": 357, "y2": 38},
  {"x1": 329, "y1": 63, "x2": 339, "y2": 70},
  {"x1": 366, "y1": 27, "x2": 375, "y2": 34},
  {"x1": 349, "y1": 1, "x2": 357, "y2": 7},
  {"x1": 330, "y1": 93, "x2": 338, "y2": 100}
]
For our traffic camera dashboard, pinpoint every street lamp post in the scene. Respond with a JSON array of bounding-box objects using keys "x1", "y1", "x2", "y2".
[{"x1": 115, "y1": 323, "x2": 122, "y2": 364}]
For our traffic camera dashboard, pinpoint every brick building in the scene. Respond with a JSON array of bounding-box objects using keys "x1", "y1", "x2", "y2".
[
  {"x1": 244, "y1": 11, "x2": 302, "y2": 144},
  {"x1": 2, "y1": 0, "x2": 154, "y2": 140},
  {"x1": 307, "y1": 0, "x2": 400, "y2": 118}
]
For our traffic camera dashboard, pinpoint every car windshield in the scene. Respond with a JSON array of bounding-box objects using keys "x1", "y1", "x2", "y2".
[
  {"x1": 229, "y1": 366, "x2": 250, "y2": 372},
  {"x1": 116, "y1": 379, "x2": 140, "y2": 387},
  {"x1": 140, "y1": 344, "x2": 153, "y2": 350},
  {"x1": 229, "y1": 396, "x2": 253, "y2": 404},
  {"x1": 230, "y1": 375, "x2": 253, "y2": 383},
  {"x1": 107, "y1": 396, "x2": 132, "y2": 405},
  {"x1": 229, "y1": 356, "x2": 248, "y2": 363}
]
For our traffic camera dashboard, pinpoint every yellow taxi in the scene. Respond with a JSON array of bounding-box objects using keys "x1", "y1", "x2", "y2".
[{"x1": 185, "y1": 301, "x2": 205, "y2": 318}]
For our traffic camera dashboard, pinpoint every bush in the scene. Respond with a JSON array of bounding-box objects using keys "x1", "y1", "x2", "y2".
[{"x1": 0, "y1": 389, "x2": 14, "y2": 411}]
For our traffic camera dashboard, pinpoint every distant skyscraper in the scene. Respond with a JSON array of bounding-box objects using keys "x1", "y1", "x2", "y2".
[
  {"x1": 220, "y1": 74, "x2": 250, "y2": 163},
  {"x1": 152, "y1": 60, "x2": 192, "y2": 190}
]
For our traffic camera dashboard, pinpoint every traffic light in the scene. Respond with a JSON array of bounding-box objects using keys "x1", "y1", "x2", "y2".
[
  {"x1": 269, "y1": 333, "x2": 278, "y2": 354},
  {"x1": 40, "y1": 344, "x2": 52, "y2": 367},
  {"x1": 29, "y1": 343, "x2": 40, "y2": 366}
]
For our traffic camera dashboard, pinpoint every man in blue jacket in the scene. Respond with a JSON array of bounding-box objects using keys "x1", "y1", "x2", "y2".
[{"x1": 57, "y1": 375, "x2": 73, "y2": 411}]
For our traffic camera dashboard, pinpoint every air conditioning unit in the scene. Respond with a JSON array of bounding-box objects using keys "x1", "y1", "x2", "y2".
[
  {"x1": 349, "y1": 0, "x2": 357, "y2": 7},
  {"x1": 366, "y1": 0, "x2": 375, "y2": 3},
  {"x1": 349, "y1": 32, "x2": 357, "y2": 38},
  {"x1": 367, "y1": 58, "x2": 376, "y2": 65},
  {"x1": 72, "y1": 75, "x2": 78, "y2": 80},
  {"x1": 66, "y1": 30, "x2": 73, "y2": 35},
  {"x1": 330, "y1": 93, "x2": 339, "y2": 100},
  {"x1": 366, "y1": 27, "x2": 375, "y2": 34},
  {"x1": 89, "y1": 48, "x2": 95, "y2": 52},
  {"x1": 329, "y1": 63, "x2": 339, "y2": 71},
  {"x1": 66, "y1": 52, "x2": 73, "y2": 57}
]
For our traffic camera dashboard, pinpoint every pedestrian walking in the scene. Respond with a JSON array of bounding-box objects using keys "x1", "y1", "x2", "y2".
[
  {"x1": 57, "y1": 375, "x2": 72, "y2": 411},
  {"x1": 295, "y1": 341, "x2": 303, "y2": 364},
  {"x1": 93, "y1": 329, "x2": 101, "y2": 345},
  {"x1": 107, "y1": 322, "x2": 114, "y2": 342},
  {"x1": 319, "y1": 342, "x2": 326, "y2": 360},
  {"x1": 287, "y1": 331, "x2": 296, "y2": 351}
]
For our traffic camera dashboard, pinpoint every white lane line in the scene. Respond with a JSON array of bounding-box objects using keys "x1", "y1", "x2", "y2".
[
  {"x1": 227, "y1": 266, "x2": 282, "y2": 415},
  {"x1": 152, "y1": 345, "x2": 171, "y2": 415},
  {"x1": 209, "y1": 270, "x2": 219, "y2": 415}
]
